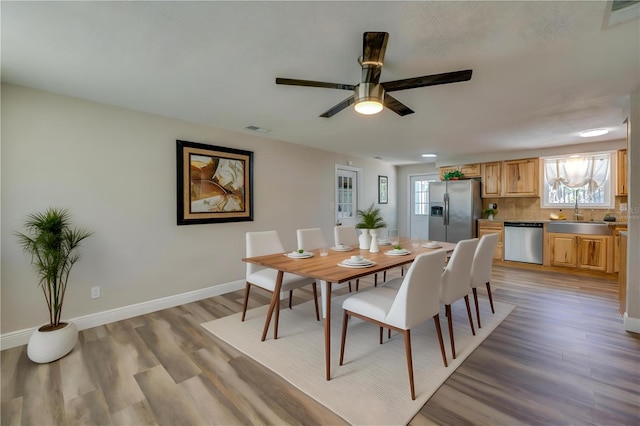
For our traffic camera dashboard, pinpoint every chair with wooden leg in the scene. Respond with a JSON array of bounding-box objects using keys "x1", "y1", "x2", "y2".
[
  {"x1": 470, "y1": 233, "x2": 499, "y2": 328},
  {"x1": 243, "y1": 231, "x2": 320, "y2": 340},
  {"x1": 339, "y1": 250, "x2": 449, "y2": 400},
  {"x1": 439, "y1": 238, "x2": 479, "y2": 359},
  {"x1": 334, "y1": 225, "x2": 383, "y2": 290},
  {"x1": 333, "y1": 225, "x2": 361, "y2": 291}
]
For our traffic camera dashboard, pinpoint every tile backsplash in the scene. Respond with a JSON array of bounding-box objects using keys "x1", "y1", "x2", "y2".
[{"x1": 483, "y1": 196, "x2": 629, "y2": 222}]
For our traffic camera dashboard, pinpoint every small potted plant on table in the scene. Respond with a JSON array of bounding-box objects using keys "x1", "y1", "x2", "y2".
[{"x1": 356, "y1": 203, "x2": 387, "y2": 251}]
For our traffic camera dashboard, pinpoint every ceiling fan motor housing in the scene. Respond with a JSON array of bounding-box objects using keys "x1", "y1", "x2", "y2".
[{"x1": 354, "y1": 83, "x2": 384, "y2": 114}]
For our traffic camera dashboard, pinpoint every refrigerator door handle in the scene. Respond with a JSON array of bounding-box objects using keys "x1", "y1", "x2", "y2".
[{"x1": 444, "y1": 193, "x2": 449, "y2": 226}]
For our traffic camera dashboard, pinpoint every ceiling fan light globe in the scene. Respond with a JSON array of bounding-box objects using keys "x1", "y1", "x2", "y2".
[
  {"x1": 354, "y1": 83, "x2": 384, "y2": 115},
  {"x1": 355, "y1": 100, "x2": 383, "y2": 115}
]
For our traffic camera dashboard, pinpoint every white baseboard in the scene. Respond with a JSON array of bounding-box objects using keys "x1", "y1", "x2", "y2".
[
  {"x1": 0, "y1": 280, "x2": 246, "y2": 350},
  {"x1": 623, "y1": 313, "x2": 640, "y2": 334}
]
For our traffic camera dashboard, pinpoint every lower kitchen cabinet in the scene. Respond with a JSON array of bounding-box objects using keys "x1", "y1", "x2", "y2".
[
  {"x1": 477, "y1": 221, "x2": 503, "y2": 260},
  {"x1": 613, "y1": 226, "x2": 627, "y2": 273},
  {"x1": 549, "y1": 233, "x2": 610, "y2": 272}
]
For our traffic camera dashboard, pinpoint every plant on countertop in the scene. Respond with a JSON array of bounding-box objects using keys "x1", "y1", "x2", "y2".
[
  {"x1": 16, "y1": 207, "x2": 93, "y2": 331},
  {"x1": 483, "y1": 208, "x2": 498, "y2": 219},
  {"x1": 444, "y1": 170, "x2": 464, "y2": 180},
  {"x1": 356, "y1": 203, "x2": 387, "y2": 229}
]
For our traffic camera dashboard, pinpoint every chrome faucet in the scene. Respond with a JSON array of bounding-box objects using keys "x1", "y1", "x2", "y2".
[{"x1": 574, "y1": 193, "x2": 583, "y2": 221}]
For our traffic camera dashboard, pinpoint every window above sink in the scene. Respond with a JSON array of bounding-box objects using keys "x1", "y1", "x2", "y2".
[{"x1": 541, "y1": 151, "x2": 615, "y2": 209}]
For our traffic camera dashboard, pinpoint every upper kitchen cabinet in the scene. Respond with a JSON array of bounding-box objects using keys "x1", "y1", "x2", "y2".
[
  {"x1": 502, "y1": 158, "x2": 539, "y2": 197},
  {"x1": 617, "y1": 149, "x2": 627, "y2": 196},
  {"x1": 481, "y1": 162, "x2": 501, "y2": 197},
  {"x1": 438, "y1": 163, "x2": 481, "y2": 180}
]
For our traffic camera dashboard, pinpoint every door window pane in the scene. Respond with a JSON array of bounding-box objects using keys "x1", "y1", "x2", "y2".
[{"x1": 338, "y1": 175, "x2": 355, "y2": 219}]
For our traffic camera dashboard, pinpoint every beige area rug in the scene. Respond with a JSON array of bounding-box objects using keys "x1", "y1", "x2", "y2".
[{"x1": 202, "y1": 290, "x2": 514, "y2": 426}]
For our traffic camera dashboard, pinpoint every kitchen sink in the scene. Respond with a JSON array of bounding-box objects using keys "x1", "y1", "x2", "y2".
[{"x1": 546, "y1": 221, "x2": 612, "y2": 235}]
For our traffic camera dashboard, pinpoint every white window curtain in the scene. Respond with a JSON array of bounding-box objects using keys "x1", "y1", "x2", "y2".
[{"x1": 545, "y1": 154, "x2": 610, "y2": 194}]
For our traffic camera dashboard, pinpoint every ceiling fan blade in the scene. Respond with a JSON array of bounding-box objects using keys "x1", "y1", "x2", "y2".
[
  {"x1": 276, "y1": 78, "x2": 355, "y2": 91},
  {"x1": 382, "y1": 69, "x2": 473, "y2": 92},
  {"x1": 383, "y1": 94, "x2": 414, "y2": 116},
  {"x1": 319, "y1": 96, "x2": 355, "y2": 118},
  {"x1": 361, "y1": 32, "x2": 389, "y2": 85}
]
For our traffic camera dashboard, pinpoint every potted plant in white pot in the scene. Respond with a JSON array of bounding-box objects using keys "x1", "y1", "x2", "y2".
[
  {"x1": 356, "y1": 203, "x2": 387, "y2": 252},
  {"x1": 16, "y1": 207, "x2": 92, "y2": 363}
]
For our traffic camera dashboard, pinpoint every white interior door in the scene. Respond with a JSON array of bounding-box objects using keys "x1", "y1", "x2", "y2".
[
  {"x1": 409, "y1": 174, "x2": 438, "y2": 239},
  {"x1": 335, "y1": 166, "x2": 360, "y2": 228}
]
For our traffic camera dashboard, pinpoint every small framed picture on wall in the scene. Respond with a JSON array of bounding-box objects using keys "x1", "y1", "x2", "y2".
[{"x1": 378, "y1": 175, "x2": 388, "y2": 204}]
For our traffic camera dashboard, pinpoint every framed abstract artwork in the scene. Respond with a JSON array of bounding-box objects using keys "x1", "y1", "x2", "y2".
[{"x1": 176, "y1": 140, "x2": 253, "y2": 225}]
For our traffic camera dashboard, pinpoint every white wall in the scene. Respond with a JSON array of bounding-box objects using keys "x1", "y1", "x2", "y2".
[
  {"x1": 625, "y1": 88, "x2": 639, "y2": 332},
  {"x1": 1, "y1": 84, "x2": 397, "y2": 335}
]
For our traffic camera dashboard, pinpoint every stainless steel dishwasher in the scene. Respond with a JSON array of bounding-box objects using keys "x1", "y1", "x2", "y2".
[{"x1": 503, "y1": 222, "x2": 544, "y2": 264}]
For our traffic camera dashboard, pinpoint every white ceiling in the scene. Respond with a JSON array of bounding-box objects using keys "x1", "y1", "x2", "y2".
[{"x1": 2, "y1": 1, "x2": 639, "y2": 165}]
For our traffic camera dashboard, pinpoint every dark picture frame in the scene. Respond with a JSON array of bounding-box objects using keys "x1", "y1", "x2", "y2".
[
  {"x1": 378, "y1": 175, "x2": 388, "y2": 204},
  {"x1": 176, "y1": 140, "x2": 253, "y2": 225}
]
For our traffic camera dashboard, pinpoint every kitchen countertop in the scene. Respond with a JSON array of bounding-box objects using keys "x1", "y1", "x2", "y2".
[{"x1": 478, "y1": 218, "x2": 628, "y2": 226}]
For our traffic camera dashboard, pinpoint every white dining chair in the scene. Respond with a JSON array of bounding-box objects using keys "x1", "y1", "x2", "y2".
[
  {"x1": 470, "y1": 233, "x2": 499, "y2": 328},
  {"x1": 333, "y1": 225, "x2": 360, "y2": 291},
  {"x1": 334, "y1": 225, "x2": 384, "y2": 290},
  {"x1": 243, "y1": 231, "x2": 320, "y2": 339},
  {"x1": 339, "y1": 250, "x2": 449, "y2": 400},
  {"x1": 439, "y1": 238, "x2": 479, "y2": 359},
  {"x1": 296, "y1": 227, "x2": 327, "y2": 252}
]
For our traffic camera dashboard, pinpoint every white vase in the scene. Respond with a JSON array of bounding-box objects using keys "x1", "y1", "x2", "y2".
[
  {"x1": 488, "y1": 214, "x2": 494, "y2": 221},
  {"x1": 358, "y1": 229, "x2": 371, "y2": 249},
  {"x1": 27, "y1": 321, "x2": 78, "y2": 363},
  {"x1": 369, "y1": 229, "x2": 380, "y2": 253}
]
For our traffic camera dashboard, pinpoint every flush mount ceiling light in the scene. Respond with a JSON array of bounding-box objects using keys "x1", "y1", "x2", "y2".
[
  {"x1": 354, "y1": 83, "x2": 384, "y2": 115},
  {"x1": 579, "y1": 128, "x2": 609, "y2": 137},
  {"x1": 421, "y1": 153, "x2": 437, "y2": 158}
]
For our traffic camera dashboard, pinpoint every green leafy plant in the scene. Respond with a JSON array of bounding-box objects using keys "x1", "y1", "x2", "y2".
[
  {"x1": 15, "y1": 208, "x2": 93, "y2": 331},
  {"x1": 393, "y1": 244, "x2": 403, "y2": 250},
  {"x1": 356, "y1": 203, "x2": 387, "y2": 229},
  {"x1": 483, "y1": 208, "x2": 498, "y2": 218},
  {"x1": 444, "y1": 170, "x2": 464, "y2": 180}
]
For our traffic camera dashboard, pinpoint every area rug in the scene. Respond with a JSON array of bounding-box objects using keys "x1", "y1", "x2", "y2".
[{"x1": 202, "y1": 291, "x2": 514, "y2": 426}]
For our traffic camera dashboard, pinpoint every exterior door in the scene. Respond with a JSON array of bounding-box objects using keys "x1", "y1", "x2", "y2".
[
  {"x1": 335, "y1": 166, "x2": 360, "y2": 228},
  {"x1": 410, "y1": 174, "x2": 438, "y2": 240}
]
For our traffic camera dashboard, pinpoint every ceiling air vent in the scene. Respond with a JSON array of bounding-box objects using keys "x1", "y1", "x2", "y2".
[{"x1": 245, "y1": 125, "x2": 271, "y2": 133}]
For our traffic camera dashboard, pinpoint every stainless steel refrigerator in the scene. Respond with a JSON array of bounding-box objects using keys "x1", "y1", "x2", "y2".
[{"x1": 428, "y1": 179, "x2": 482, "y2": 243}]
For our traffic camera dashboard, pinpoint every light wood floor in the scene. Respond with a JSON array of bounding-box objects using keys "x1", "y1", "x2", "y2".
[{"x1": 2, "y1": 265, "x2": 639, "y2": 425}]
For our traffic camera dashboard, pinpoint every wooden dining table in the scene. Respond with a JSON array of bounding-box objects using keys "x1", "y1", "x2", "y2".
[{"x1": 242, "y1": 237, "x2": 456, "y2": 380}]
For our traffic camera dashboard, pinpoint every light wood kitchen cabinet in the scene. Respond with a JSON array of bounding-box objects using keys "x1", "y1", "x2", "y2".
[
  {"x1": 502, "y1": 158, "x2": 539, "y2": 196},
  {"x1": 459, "y1": 163, "x2": 481, "y2": 178},
  {"x1": 617, "y1": 149, "x2": 627, "y2": 196},
  {"x1": 549, "y1": 232, "x2": 610, "y2": 272},
  {"x1": 438, "y1": 163, "x2": 481, "y2": 180},
  {"x1": 477, "y1": 221, "x2": 503, "y2": 260},
  {"x1": 613, "y1": 225, "x2": 627, "y2": 273},
  {"x1": 481, "y1": 162, "x2": 501, "y2": 197}
]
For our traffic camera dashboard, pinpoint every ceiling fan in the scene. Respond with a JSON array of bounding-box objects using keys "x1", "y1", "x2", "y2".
[{"x1": 275, "y1": 32, "x2": 473, "y2": 118}]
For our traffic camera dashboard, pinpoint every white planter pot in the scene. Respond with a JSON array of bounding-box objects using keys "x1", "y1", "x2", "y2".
[
  {"x1": 369, "y1": 229, "x2": 380, "y2": 253},
  {"x1": 358, "y1": 229, "x2": 371, "y2": 249},
  {"x1": 27, "y1": 321, "x2": 78, "y2": 363}
]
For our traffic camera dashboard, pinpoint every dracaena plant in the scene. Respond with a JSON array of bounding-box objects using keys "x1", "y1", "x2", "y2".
[{"x1": 16, "y1": 208, "x2": 93, "y2": 330}]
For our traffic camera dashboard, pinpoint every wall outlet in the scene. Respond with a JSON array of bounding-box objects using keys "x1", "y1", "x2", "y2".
[
  {"x1": 91, "y1": 286, "x2": 101, "y2": 299},
  {"x1": 620, "y1": 203, "x2": 627, "y2": 212}
]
